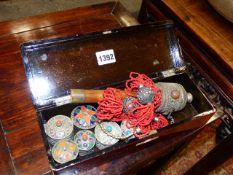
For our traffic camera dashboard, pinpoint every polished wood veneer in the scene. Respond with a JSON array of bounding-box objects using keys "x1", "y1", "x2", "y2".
[
  {"x1": 138, "y1": 0, "x2": 233, "y2": 173},
  {"x1": 0, "y1": 1, "x2": 222, "y2": 174},
  {"x1": 0, "y1": 2, "x2": 138, "y2": 174}
]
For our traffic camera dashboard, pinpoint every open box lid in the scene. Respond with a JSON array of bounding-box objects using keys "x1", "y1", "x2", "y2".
[{"x1": 21, "y1": 21, "x2": 184, "y2": 109}]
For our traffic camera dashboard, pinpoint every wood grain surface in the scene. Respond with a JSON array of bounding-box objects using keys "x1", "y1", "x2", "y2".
[
  {"x1": 139, "y1": 0, "x2": 233, "y2": 101},
  {"x1": 162, "y1": 0, "x2": 233, "y2": 73},
  {"x1": 0, "y1": 1, "x2": 215, "y2": 174},
  {"x1": 0, "y1": 2, "x2": 126, "y2": 174},
  {"x1": 138, "y1": 1, "x2": 233, "y2": 174},
  {"x1": 0, "y1": 122, "x2": 15, "y2": 175}
]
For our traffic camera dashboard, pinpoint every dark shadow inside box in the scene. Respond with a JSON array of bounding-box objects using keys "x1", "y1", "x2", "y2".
[{"x1": 37, "y1": 72, "x2": 213, "y2": 169}]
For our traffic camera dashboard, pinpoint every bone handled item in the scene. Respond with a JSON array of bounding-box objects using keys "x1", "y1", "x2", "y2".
[
  {"x1": 71, "y1": 89, "x2": 136, "y2": 103},
  {"x1": 71, "y1": 82, "x2": 193, "y2": 114}
]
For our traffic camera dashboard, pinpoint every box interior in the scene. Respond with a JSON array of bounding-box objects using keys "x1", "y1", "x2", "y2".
[{"x1": 38, "y1": 73, "x2": 214, "y2": 169}]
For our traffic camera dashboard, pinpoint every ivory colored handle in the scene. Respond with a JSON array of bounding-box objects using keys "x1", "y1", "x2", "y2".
[
  {"x1": 71, "y1": 89, "x2": 104, "y2": 103},
  {"x1": 71, "y1": 89, "x2": 135, "y2": 103}
]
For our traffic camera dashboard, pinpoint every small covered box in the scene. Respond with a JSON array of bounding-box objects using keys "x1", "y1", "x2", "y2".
[{"x1": 21, "y1": 22, "x2": 215, "y2": 173}]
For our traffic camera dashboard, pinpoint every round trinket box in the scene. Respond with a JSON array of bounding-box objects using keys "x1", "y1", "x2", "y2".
[
  {"x1": 74, "y1": 130, "x2": 96, "y2": 151},
  {"x1": 51, "y1": 139, "x2": 79, "y2": 164},
  {"x1": 94, "y1": 122, "x2": 121, "y2": 146},
  {"x1": 44, "y1": 115, "x2": 73, "y2": 144},
  {"x1": 121, "y1": 120, "x2": 134, "y2": 139},
  {"x1": 155, "y1": 82, "x2": 193, "y2": 115},
  {"x1": 95, "y1": 140, "x2": 111, "y2": 150},
  {"x1": 71, "y1": 105, "x2": 97, "y2": 129}
]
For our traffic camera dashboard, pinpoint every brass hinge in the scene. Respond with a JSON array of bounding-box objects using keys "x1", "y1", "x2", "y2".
[{"x1": 161, "y1": 66, "x2": 186, "y2": 78}]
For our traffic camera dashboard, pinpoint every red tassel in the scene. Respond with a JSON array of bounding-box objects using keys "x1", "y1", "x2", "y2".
[
  {"x1": 151, "y1": 114, "x2": 169, "y2": 130},
  {"x1": 96, "y1": 72, "x2": 169, "y2": 138},
  {"x1": 125, "y1": 72, "x2": 162, "y2": 109},
  {"x1": 128, "y1": 102, "x2": 154, "y2": 127},
  {"x1": 97, "y1": 88, "x2": 125, "y2": 122}
]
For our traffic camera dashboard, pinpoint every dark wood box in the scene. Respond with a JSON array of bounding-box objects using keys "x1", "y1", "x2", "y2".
[{"x1": 20, "y1": 22, "x2": 215, "y2": 173}]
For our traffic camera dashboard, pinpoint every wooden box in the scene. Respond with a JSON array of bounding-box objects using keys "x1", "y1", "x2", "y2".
[{"x1": 20, "y1": 21, "x2": 215, "y2": 173}]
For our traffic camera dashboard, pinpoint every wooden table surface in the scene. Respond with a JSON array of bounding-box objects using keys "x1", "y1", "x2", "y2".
[
  {"x1": 0, "y1": 2, "x2": 203, "y2": 175},
  {"x1": 139, "y1": 0, "x2": 233, "y2": 102},
  {"x1": 138, "y1": 1, "x2": 233, "y2": 173},
  {"x1": 161, "y1": 0, "x2": 233, "y2": 75}
]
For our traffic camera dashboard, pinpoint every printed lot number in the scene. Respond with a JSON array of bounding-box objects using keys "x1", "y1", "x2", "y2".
[{"x1": 96, "y1": 49, "x2": 116, "y2": 65}]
